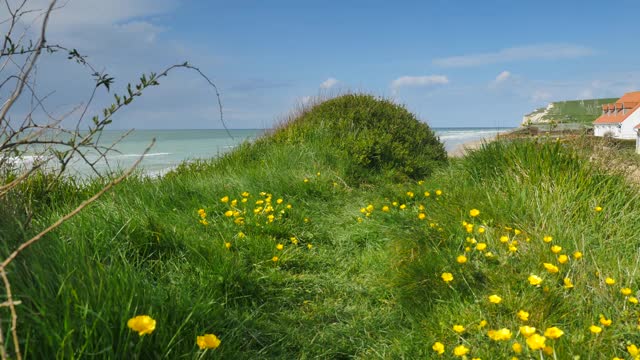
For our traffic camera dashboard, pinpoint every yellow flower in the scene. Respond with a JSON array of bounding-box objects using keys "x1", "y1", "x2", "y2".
[
  {"x1": 224, "y1": 210, "x2": 234, "y2": 217},
  {"x1": 307, "y1": 244, "x2": 313, "y2": 249},
  {"x1": 528, "y1": 274, "x2": 543, "y2": 286},
  {"x1": 628, "y1": 344, "x2": 640, "y2": 357},
  {"x1": 476, "y1": 243, "x2": 487, "y2": 251},
  {"x1": 382, "y1": 206, "x2": 390, "y2": 212},
  {"x1": 418, "y1": 213, "x2": 426, "y2": 220},
  {"x1": 435, "y1": 190, "x2": 442, "y2": 196},
  {"x1": 478, "y1": 320, "x2": 487, "y2": 329},
  {"x1": 127, "y1": 315, "x2": 156, "y2": 336},
  {"x1": 599, "y1": 315, "x2": 612, "y2": 327},
  {"x1": 508, "y1": 245, "x2": 518, "y2": 252},
  {"x1": 290, "y1": 237, "x2": 298, "y2": 245},
  {"x1": 234, "y1": 217, "x2": 245, "y2": 225},
  {"x1": 199, "y1": 219, "x2": 209, "y2": 226},
  {"x1": 230, "y1": 199, "x2": 238, "y2": 207},
  {"x1": 573, "y1": 251, "x2": 583, "y2": 260},
  {"x1": 241, "y1": 191, "x2": 249, "y2": 197},
  {"x1": 303, "y1": 178, "x2": 309, "y2": 183},
  {"x1": 563, "y1": 278, "x2": 574, "y2": 289},
  {"x1": 500, "y1": 235, "x2": 509, "y2": 243},
  {"x1": 432, "y1": 341, "x2": 445, "y2": 355},
  {"x1": 441, "y1": 272, "x2": 454, "y2": 283},
  {"x1": 237, "y1": 232, "x2": 246, "y2": 238},
  {"x1": 424, "y1": 191, "x2": 430, "y2": 197},
  {"x1": 488, "y1": 328, "x2": 512, "y2": 341},
  {"x1": 512, "y1": 342, "x2": 523, "y2": 354},
  {"x1": 629, "y1": 296, "x2": 639, "y2": 304},
  {"x1": 519, "y1": 327, "x2": 537, "y2": 340},
  {"x1": 470, "y1": 209, "x2": 480, "y2": 217},
  {"x1": 485, "y1": 252, "x2": 494, "y2": 258},
  {"x1": 478, "y1": 227, "x2": 486, "y2": 234},
  {"x1": 276, "y1": 244, "x2": 284, "y2": 250},
  {"x1": 276, "y1": 198, "x2": 283, "y2": 204},
  {"x1": 525, "y1": 333, "x2": 546, "y2": 350},
  {"x1": 406, "y1": 191, "x2": 414, "y2": 198},
  {"x1": 517, "y1": 310, "x2": 529, "y2": 321},
  {"x1": 543, "y1": 235, "x2": 553, "y2": 243},
  {"x1": 557, "y1": 254, "x2": 568, "y2": 264},
  {"x1": 595, "y1": 206, "x2": 603, "y2": 212},
  {"x1": 272, "y1": 256, "x2": 279, "y2": 262},
  {"x1": 456, "y1": 255, "x2": 468, "y2": 264},
  {"x1": 366, "y1": 204, "x2": 374, "y2": 212},
  {"x1": 220, "y1": 196, "x2": 229, "y2": 203},
  {"x1": 543, "y1": 346, "x2": 554, "y2": 356},
  {"x1": 225, "y1": 242, "x2": 231, "y2": 249},
  {"x1": 392, "y1": 201, "x2": 399, "y2": 206},
  {"x1": 453, "y1": 345, "x2": 469, "y2": 356},
  {"x1": 196, "y1": 333, "x2": 221, "y2": 350},
  {"x1": 489, "y1": 294, "x2": 502, "y2": 304},
  {"x1": 621, "y1": 287, "x2": 633, "y2": 296},
  {"x1": 550, "y1": 245, "x2": 562, "y2": 254},
  {"x1": 453, "y1": 325, "x2": 465, "y2": 333},
  {"x1": 589, "y1": 325, "x2": 602, "y2": 334},
  {"x1": 399, "y1": 204, "x2": 407, "y2": 210},
  {"x1": 544, "y1": 327, "x2": 564, "y2": 339},
  {"x1": 605, "y1": 277, "x2": 616, "y2": 285},
  {"x1": 543, "y1": 263, "x2": 559, "y2": 274}
]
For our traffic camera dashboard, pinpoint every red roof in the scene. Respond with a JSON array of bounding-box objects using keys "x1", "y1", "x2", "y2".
[{"x1": 593, "y1": 91, "x2": 640, "y2": 124}]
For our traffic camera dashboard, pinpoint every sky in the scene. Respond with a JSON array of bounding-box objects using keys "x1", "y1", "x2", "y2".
[{"x1": 5, "y1": 0, "x2": 640, "y2": 129}]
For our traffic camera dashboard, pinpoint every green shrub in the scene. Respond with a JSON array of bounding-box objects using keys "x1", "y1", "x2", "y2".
[{"x1": 272, "y1": 94, "x2": 447, "y2": 181}]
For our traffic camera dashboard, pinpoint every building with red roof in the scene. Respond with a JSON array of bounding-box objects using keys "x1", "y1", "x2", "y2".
[{"x1": 593, "y1": 91, "x2": 640, "y2": 139}]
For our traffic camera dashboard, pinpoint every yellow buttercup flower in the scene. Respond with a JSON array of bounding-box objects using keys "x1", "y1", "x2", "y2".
[
  {"x1": 276, "y1": 243, "x2": 284, "y2": 250},
  {"x1": 476, "y1": 243, "x2": 487, "y2": 251},
  {"x1": 557, "y1": 254, "x2": 568, "y2": 264},
  {"x1": 525, "y1": 334, "x2": 546, "y2": 350},
  {"x1": 595, "y1": 206, "x2": 603, "y2": 212},
  {"x1": 543, "y1": 236, "x2": 553, "y2": 243},
  {"x1": 435, "y1": 190, "x2": 442, "y2": 196},
  {"x1": 573, "y1": 251, "x2": 583, "y2": 260},
  {"x1": 599, "y1": 315, "x2": 612, "y2": 327},
  {"x1": 528, "y1": 274, "x2": 543, "y2": 286},
  {"x1": 224, "y1": 242, "x2": 231, "y2": 249},
  {"x1": 500, "y1": 235, "x2": 509, "y2": 243},
  {"x1": 399, "y1": 204, "x2": 407, "y2": 210},
  {"x1": 512, "y1": 342, "x2": 522, "y2": 354},
  {"x1": 490, "y1": 328, "x2": 512, "y2": 341},
  {"x1": 456, "y1": 255, "x2": 467, "y2": 264},
  {"x1": 514, "y1": 229, "x2": 522, "y2": 235},
  {"x1": 432, "y1": 341, "x2": 445, "y2": 355},
  {"x1": 563, "y1": 278, "x2": 574, "y2": 289},
  {"x1": 470, "y1": 209, "x2": 480, "y2": 217},
  {"x1": 629, "y1": 296, "x2": 639, "y2": 304},
  {"x1": 517, "y1": 310, "x2": 529, "y2": 321},
  {"x1": 543, "y1": 263, "x2": 559, "y2": 274},
  {"x1": 441, "y1": 272, "x2": 454, "y2": 283},
  {"x1": 418, "y1": 213, "x2": 426, "y2": 220},
  {"x1": 382, "y1": 206, "x2": 390, "y2": 212},
  {"x1": 605, "y1": 277, "x2": 616, "y2": 285},
  {"x1": 307, "y1": 244, "x2": 313, "y2": 249},
  {"x1": 272, "y1": 256, "x2": 279, "y2": 262},
  {"x1": 224, "y1": 210, "x2": 234, "y2": 217},
  {"x1": 196, "y1": 333, "x2": 221, "y2": 350},
  {"x1": 589, "y1": 325, "x2": 602, "y2": 334},
  {"x1": 241, "y1": 191, "x2": 249, "y2": 197},
  {"x1": 477, "y1": 227, "x2": 485, "y2": 234},
  {"x1": 621, "y1": 287, "x2": 633, "y2": 296},
  {"x1": 290, "y1": 237, "x2": 298, "y2": 245},
  {"x1": 453, "y1": 325, "x2": 465, "y2": 333},
  {"x1": 453, "y1": 345, "x2": 469, "y2": 356},
  {"x1": 478, "y1": 320, "x2": 487, "y2": 329},
  {"x1": 550, "y1": 245, "x2": 562, "y2": 254},
  {"x1": 628, "y1": 344, "x2": 640, "y2": 357},
  {"x1": 544, "y1": 327, "x2": 564, "y2": 339},
  {"x1": 220, "y1": 196, "x2": 229, "y2": 203},
  {"x1": 489, "y1": 294, "x2": 502, "y2": 304},
  {"x1": 127, "y1": 315, "x2": 156, "y2": 336},
  {"x1": 519, "y1": 326, "x2": 537, "y2": 337}
]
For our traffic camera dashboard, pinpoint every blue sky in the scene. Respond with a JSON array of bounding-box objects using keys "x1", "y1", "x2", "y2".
[{"x1": 12, "y1": 0, "x2": 640, "y2": 129}]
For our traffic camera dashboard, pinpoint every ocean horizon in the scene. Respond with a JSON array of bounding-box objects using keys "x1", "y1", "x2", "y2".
[{"x1": 13, "y1": 127, "x2": 514, "y2": 177}]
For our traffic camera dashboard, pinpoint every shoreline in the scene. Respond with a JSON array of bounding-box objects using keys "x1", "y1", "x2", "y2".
[{"x1": 447, "y1": 128, "x2": 520, "y2": 157}]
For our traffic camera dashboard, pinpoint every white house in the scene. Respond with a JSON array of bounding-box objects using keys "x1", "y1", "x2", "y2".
[{"x1": 593, "y1": 91, "x2": 640, "y2": 139}]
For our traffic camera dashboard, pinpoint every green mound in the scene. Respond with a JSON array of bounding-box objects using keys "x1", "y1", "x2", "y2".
[{"x1": 270, "y1": 94, "x2": 447, "y2": 181}]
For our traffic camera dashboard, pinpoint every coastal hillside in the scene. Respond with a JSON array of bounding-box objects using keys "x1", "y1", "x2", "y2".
[
  {"x1": 3, "y1": 95, "x2": 640, "y2": 358},
  {"x1": 522, "y1": 98, "x2": 616, "y2": 125}
]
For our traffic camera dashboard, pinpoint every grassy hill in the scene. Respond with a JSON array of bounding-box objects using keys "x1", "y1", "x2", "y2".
[
  {"x1": 3, "y1": 94, "x2": 640, "y2": 358},
  {"x1": 525, "y1": 98, "x2": 617, "y2": 125}
]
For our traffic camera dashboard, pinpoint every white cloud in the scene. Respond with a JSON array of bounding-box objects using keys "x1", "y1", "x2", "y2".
[
  {"x1": 319, "y1": 77, "x2": 339, "y2": 89},
  {"x1": 390, "y1": 75, "x2": 449, "y2": 94},
  {"x1": 433, "y1": 44, "x2": 595, "y2": 68},
  {"x1": 531, "y1": 89, "x2": 553, "y2": 102},
  {"x1": 494, "y1": 71, "x2": 511, "y2": 83}
]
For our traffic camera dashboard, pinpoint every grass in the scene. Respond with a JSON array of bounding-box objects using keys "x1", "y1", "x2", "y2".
[
  {"x1": 2, "y1": 94, "x2": 640, "y2": 358},
  {"x1": 525, "y1": 97, "x2": 617, "y2": 124}
]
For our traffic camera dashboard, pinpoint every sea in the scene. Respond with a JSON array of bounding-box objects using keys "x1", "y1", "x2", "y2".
[{"x1": 11, "y1": 127, "x2": 513, "y2": 178}]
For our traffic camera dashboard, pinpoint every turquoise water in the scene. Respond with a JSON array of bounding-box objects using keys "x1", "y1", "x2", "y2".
[{"x1": 14, "y1": 127, "x2": 513, "y2": 177}]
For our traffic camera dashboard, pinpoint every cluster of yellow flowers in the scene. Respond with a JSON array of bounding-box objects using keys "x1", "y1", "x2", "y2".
[
  {"x1": 427, "y1": 204, "x2": 640, "y2": 358},
  {"x1": 127, "y1": 315, "x2": 221, "y2": 351},
  {"x1": 196, "y1": 188, "x2": 315, "y2": 263},
  {"x1": 357, "y1": 185, "x2": 443, "y2": 225}
]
